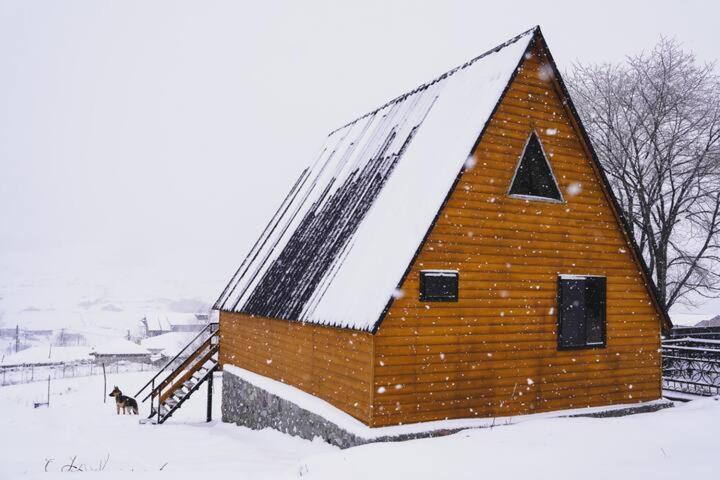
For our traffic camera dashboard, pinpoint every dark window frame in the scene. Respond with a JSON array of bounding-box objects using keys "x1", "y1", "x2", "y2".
[
  {"x1": 507, "y1": 130, "x2": 564, "y2": 203},
  {"x1": 419, "y1": 270, "x2": 459, "y2": 302},
  {"x1": 556, "y1": 275, "x2": 607, "y2": 350}
]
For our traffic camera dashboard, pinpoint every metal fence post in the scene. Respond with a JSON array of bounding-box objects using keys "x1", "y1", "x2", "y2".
[{"x1": 206, "y1": 372, "x2": 214, "y2": 422}]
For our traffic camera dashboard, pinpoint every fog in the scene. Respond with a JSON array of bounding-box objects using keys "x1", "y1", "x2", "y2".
[{"x1": 1, "y1": 0, "x2": 718, "y2": 315}]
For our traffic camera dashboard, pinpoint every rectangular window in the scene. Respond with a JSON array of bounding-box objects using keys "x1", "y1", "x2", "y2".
[
  {"x1": 557, "y1": 275, "x2": 606, "y2": 349},
  {"x1": 420, "y1": 270, "x2": 458, "y2": 302}
]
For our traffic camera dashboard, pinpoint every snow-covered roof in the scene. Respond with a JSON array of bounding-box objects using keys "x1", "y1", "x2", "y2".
[
  {"x1": 91, "y1": 338, "x2": 150, "y2": 356},
  {"x1": 167, "y1": 313, "x2": 204, "y2": 326},
  {"x1": 1, "y1": 345, "x2": 93, "y2": 366},
  {"x1": 141, "y1": 331, "x2": 196, "y2": 356},
  {"x1": 215, "y1": 27, "x2": 537, "y2": 331},
  {"x1": 143, "y1": 312, "x2": 205, "y2": 331},
  {"x1": 143, "y1": 313, "x2": 172, "y2": 332}
]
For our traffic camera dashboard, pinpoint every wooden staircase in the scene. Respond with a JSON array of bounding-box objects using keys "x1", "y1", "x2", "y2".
[{"x1": 136, "y1": 322, "x2": 220, "y2": 424}]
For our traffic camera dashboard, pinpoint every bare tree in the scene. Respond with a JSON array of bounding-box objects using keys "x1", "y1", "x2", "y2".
[{"x1": 568, "y1": 39, "x2": 720, "y2": 310}]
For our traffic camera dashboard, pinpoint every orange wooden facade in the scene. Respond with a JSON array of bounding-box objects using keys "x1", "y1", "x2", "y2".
[
  {"x1": 219, "y1": 312, "x2": 375, "y2": 423},
  {"x1": 219, "y1": 41, "x2": 663, "y2": 427}
]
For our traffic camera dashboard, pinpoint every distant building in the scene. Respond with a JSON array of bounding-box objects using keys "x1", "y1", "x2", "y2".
[
  {"x1": 90, "y1": 338, "x2": 152, "y2": 364},
  {"x1": 1, "y1": 345, "x2": 93, "y2": 367},
  {"x1": 140, "y1": 331, "x2": 197, "y2": 359},
  {"x1": 142, "y1": 312, "x2": 210, "y2": 337}
]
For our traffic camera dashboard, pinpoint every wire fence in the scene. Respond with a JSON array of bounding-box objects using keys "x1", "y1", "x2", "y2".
[{"x1": 0, "y1": 361, "x2": 158, "y2": 387}]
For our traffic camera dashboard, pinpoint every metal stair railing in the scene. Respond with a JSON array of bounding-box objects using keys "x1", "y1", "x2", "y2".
[
  {"x1": 156, "y1": 359, "x2": 219, "y2": 424},
  {"x1": 135, "y1": 322, "x2": 220, "y2": 423}
]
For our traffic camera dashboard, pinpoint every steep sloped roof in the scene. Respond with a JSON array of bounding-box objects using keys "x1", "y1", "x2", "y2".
[{"x1": 215, "y1": 28, "x2": 538, "y2": 331}]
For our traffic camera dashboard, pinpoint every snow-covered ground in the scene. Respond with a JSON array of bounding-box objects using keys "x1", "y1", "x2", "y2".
[
  {"x1": 0, "y1": 372, "x2": 335, "y2": 479},
  {"x1": 299, "y1": 398, "x2": 720, "y2": 479},
  {"x1": 1, "y1": 372, "x2": 719, "y2": 479}
]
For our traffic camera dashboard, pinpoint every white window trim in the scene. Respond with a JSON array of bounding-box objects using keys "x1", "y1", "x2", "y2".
[
  {"x1": 421, "y1": 269, "x2": 459, "y2": 277},
  {"x1": 508, "y1": 193, "x2": 564, "y2": 204},
  {"x1": 507, "y1": 129, "x2": 565, "y2": 203},
  {"x1": 559, "y1": 274, "x2": 606, "y2": 280}
]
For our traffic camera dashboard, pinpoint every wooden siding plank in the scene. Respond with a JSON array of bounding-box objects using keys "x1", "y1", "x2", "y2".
[{"x1": 219, "y1": 312, "x2": 374, "y2": 423}]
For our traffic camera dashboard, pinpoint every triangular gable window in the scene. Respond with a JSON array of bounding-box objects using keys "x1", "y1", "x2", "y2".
[{"x1": 508, "y1": 132, "x2": 563, "y2": 202}]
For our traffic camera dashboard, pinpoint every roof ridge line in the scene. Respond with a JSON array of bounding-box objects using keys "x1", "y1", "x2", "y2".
[{"x1": 327, "y1": 26, "x2": 539, "y2": 136}]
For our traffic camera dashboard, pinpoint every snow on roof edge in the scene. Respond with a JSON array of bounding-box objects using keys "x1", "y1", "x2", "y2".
[{"x1": 327, "y1": 26, "x2": 538, "y2": 136}]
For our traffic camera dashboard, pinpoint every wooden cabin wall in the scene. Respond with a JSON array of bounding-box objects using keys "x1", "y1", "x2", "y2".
[
  {"x1": 371, "y1": 44, "x2": 662, "y2": 427},
  {"x1": 219, "y1": 311, "x2": 375, "y2": 423}
]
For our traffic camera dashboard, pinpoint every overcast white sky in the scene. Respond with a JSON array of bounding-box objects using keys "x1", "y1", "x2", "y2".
[{"x1": 1, "y1": 0, "x2": 718, "y2": 315}]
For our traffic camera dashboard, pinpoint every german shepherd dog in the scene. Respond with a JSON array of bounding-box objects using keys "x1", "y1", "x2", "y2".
[{"x1": 109, "y1": 386, "x2": 139, "y2": 415}]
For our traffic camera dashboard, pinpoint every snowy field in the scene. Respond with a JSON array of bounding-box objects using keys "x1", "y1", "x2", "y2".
[
  {"x1": 1, "y1": 372, "x2": 718, "y2": 479},
  {"x1": 0, "y1": 372, "x2": 335, "y2": 479}
]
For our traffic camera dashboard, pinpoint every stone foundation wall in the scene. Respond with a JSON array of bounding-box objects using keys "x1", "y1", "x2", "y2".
[
  {"x1": 221, "y1": 370, "x2": 368, "y2": 448},
  {"x1": 221, "y1": 369, "x2": 673, "y2": 449}
]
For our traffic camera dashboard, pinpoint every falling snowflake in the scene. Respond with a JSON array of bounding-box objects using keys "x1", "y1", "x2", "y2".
[
  {"x1": 545, "y1": 128, "x2": 558, "y2": 136},
  {"x1": 377, "y1": 386, "x2": 386, "y2": 394},
  {"x1": 527, "y1": 378, "x2": 534, "y2": 385},
  {"x1": 538, "y1": 64, "x2": 554, "y2": 81},
  {"x1": 567, "y1": 182, "x2": 582, "y2": 196},
  {"x1": 392, "y1": 288, "x2": 405, "y2": 299}
]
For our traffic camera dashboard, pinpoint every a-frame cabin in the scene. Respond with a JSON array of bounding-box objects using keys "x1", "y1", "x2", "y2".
[{"x1": 214, "y1": 26, "x2": 670, "y2": 439}]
